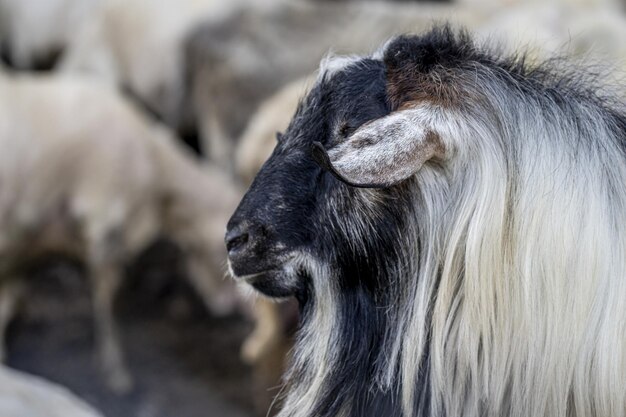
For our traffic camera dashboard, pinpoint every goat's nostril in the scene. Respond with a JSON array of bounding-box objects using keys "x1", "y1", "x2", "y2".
[{"x1": 225, "y1": 229, "x2": 249, "y2": 254}]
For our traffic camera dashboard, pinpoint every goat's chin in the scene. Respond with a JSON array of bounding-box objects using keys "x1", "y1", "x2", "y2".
[
  {"x1": 227, "y1": 251, "x2": 314, "y2": 305},
  {"x1": 246, "y1": 270, "x2": 297, "y2": 298},
  {"x1": 229, "y1": 267, "x2": 300, "y2": 299}
]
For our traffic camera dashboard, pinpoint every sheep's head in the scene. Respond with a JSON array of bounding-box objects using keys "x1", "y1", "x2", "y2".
[{"x1": 225, "y1": 31, "x2": 461, "y2": 305}]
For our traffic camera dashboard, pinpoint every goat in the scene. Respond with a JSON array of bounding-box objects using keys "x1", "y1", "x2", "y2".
[
  {"x1": 0, "y1": 71, "x2": 242, "y2": 392},
  {"x1": 225, "y1": 27, "x2": 626, "y2": 417}
]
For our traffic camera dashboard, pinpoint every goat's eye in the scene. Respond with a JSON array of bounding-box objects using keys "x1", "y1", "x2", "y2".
[{"x1": 276, "y1": 131, "x2": 284, "y2": 143}]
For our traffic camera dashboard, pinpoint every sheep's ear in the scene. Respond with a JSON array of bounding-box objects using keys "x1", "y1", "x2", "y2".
[{"x1": 311, "y1": 110, "x2": 444, "y2": 188}]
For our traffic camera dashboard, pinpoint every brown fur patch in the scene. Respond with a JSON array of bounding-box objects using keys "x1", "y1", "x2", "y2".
[{"x1": 386, "y1": 67, "x2": 462, "y2": 110}]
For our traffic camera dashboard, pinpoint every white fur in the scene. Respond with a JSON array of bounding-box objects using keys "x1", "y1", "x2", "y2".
[
  {"x1": 403, "y1": 94, "x2": 626, "y2": 417},
  {"x1": 277, "y1": 251, "x2": 341, "y2": 416},
  {"x1": 319, "y1": 54, "x2": 362, "y2": 79}
]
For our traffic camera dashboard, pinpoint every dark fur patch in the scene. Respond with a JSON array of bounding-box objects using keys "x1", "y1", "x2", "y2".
[
  {"x1": 383, "y1": 25, "x2": 620, "y2": 113},
  {"x1": 384, "y1": 26, "x2": 478, "y2": 109}
]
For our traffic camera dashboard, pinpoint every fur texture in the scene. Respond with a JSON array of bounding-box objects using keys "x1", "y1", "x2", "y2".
[{"x1": 227, "y1": 27, "x2": 626, "y2": 417}]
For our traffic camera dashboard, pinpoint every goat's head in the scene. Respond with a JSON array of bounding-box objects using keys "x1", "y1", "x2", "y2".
[{"x1": 225, "y1": 30, "x2": 462, "y2": 305}]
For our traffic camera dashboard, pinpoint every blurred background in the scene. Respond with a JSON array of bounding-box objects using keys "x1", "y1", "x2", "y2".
[{"x1": 0, "y1": 0, "x2": 625, "y2": 416}]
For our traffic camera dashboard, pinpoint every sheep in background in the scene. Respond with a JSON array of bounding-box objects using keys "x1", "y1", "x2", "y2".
[
  {"x1": 58, "y1": 0, "x2": 253, "y2": 138},
  {"x1": 226, "y1": 27, "x2": 626, "y2": 417},
  {"x1": 0, "y1": 365, "x2": 103, "y2": 417},
  {"x1": 0, "y1": 71, "x2": 243, "y2": 392},
  {"x1": 185, "y1": 1, "x2": 481, "y2": 165},
  {"x1": 0, "y1": 0, "x2": 100, "y2": 70}
]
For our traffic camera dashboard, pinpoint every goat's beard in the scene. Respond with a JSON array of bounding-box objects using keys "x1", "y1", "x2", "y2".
[{"x1": 275, "y1": 227, "x2": 422, "y2": 417}]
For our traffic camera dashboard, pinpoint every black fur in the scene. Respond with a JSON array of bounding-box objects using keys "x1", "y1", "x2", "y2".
[
  {"x1": 228, "y1": 58, "x2": 409, "y2": 416},
  {"x1": 384, "y1": 27, "x2": 478, "y2": 75}
]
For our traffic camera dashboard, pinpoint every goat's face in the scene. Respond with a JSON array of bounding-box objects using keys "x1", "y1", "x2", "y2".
[
  {"x1": 225, "y1": 58, "x2": 394, "y2": 299},
  {"x1": 226, "y1": 35, "x2": 452, "y2": 301}
]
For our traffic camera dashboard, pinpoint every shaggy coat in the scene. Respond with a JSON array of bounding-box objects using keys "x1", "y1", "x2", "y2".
[{"x1": 226, "y1": 27, "x2": 626, "y2": 417}]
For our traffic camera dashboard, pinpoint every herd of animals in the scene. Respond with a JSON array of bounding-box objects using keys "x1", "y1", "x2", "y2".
[{"x1": 1, "y1": 0, "x2": 626, "y2": 416}]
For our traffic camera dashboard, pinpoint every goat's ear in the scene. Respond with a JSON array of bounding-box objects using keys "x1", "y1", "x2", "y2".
[{"x1": 311, "y1": 110, "x2": 445, "y2": 188}]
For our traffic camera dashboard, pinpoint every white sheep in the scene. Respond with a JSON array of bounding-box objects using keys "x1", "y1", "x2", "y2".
[
  {"x1": 59, "y1": 0, "x2": 250, "y2": 131},
  {"x1": 0, "y1": 70, "x2": 242, "y2": 392}
]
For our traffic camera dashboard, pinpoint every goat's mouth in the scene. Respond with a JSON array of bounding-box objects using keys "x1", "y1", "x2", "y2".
[
  {"x1": 241, "y1": 270, "x2": 296, "y2": 298},
  {"x1": 228, "y1": 257, "x2": 302, "y2": 298}
]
